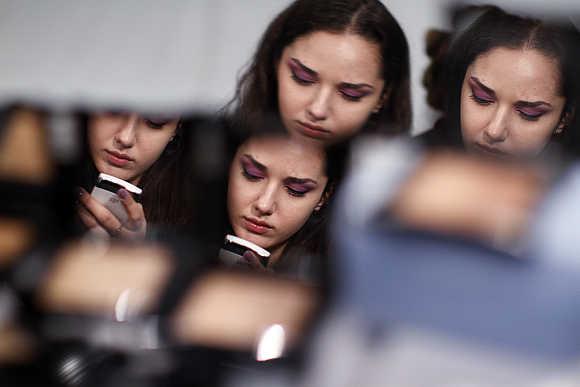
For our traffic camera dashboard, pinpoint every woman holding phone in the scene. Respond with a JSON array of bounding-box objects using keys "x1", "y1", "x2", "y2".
[{"x1": 77, "y1": 112, "x2": 192, "y2": 239}]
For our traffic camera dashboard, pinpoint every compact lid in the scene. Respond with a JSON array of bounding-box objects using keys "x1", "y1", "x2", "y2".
[
  {"x1": 97, "y1": 173, "x2": 143, "y2": 195},
  {"x1": 224, "y1": 234, "x2": 270, "y2": 258}
]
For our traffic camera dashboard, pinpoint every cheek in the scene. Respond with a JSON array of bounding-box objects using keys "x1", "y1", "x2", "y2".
[
  {"x1": 227, "y1": 177, "x2": 254, "y2": 215},
  {"x1": 278, "y1": 79, "x2": 310, "y2": 120},
  {"x1": 460, "y1": 100, "x2": 490, "y2": 141},
  {"x1": 137, "y1": 134, "x2": 173, "y2": 165},
  {"x1": 278, "y1": 196, "x2": 320, "y2": 233},
  {"x1": 333, "y1": 105, "x2": 374, "y2": 136},
  {"x1": 514, "y1": 122, "x2": 557, "y2": 152},
  {"x1": 87, "y1": 124, "x2": 109, "y2": 153}
]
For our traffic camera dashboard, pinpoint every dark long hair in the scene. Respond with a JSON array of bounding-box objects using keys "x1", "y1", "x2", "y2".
[
  {"x1": 444, "y1": 5, "x2": 580, "y2": 150},
  {"x1": 138, "y1": 120, "x2": 194, "y2": 229},
  {"x1": 228, "y1": 0, "x2": 412, "y2": 135}
]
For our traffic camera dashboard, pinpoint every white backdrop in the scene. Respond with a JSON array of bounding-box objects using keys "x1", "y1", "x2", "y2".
[{"x1": 0, "y1": 0, "x2": 577, "y2": 133}]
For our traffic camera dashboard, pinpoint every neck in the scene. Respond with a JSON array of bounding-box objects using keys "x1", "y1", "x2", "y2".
[{"x1": 266, "y1": 242, "x2": 287, "y2": 269}]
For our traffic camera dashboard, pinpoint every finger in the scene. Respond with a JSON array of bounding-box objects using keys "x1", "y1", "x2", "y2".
[
  {"x1": 242, "y1": 250, "x2": 269, "y2": 272},
  {"x1": 78, "y1": 187, "x2": 123, "y2": 235},
  {"x1": 77, "y1": 203, "x2": 99, "y2": 229},
  {"x1": 117, "y1": 189, "x2": 146, "y2": 232}
]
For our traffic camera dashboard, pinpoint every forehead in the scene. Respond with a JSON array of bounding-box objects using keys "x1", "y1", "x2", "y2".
[
  {"x1": 466, "y1": 47, "x2": 562, "y2": 99},
  {"x1": 239, "y1": 136, "x2": 326, "y2": 178},
  {"x1": 283, "y1": 30, "x2": 383, "y2": 82}
]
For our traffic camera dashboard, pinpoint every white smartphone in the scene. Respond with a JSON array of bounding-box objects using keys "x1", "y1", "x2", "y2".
[
  {"x1": 90, "y1": 173, "x2": 142, "y2": 224},
  {"x1": 218, "y1": 234, "x2": 270, "y2": 267}
]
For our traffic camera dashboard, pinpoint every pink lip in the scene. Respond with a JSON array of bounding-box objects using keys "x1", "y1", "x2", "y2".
[
  {"x1": 242, "y1": 216, "x2": 273, "y2": 235},
  {"x1": 474, "y1": 143, "x2": 508, "y2": 157},
  {"x1": 105, "y1": 150, "x2": 134, "y2": 167},
  {"x1": 296, "y1": 121, "x2": 331, "y2": 139}
]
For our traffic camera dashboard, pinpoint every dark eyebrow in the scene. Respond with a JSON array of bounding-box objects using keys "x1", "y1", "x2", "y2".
[
  {"x1": 290, "y1": 58, "x2": 317, "y2": 77},
  {"x1": 283, "y1": 177, "x2": 318, "y2": 186},
  {"x1": 291, "y1": 58, "x2": 373, "y2": 89},
  {"x1": 339, "y1": 82, "x2": 374, "y2": 90},
  {"x1": 242, "y1": 154, "x2": 267, "y2": 172},
  {"x1": 471, "y1": 76, "x2": 553, "y2": 108},
  {"x1": 514, "y1": 100, "x2": 553, "y2": 109},
  {"x1": 470, "y1": 76, "x2": 496, "y2": 98}
]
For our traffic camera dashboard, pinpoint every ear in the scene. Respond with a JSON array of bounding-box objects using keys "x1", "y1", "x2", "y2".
[
  {"x1": 314, "y1": 200, "x2": 323, "y2": 212},
  {"x1": 314, "y1": 184, "x2": 334, "y2": 212},
  {"x1": 555, "y1": 108, "x2": 574, "y2": 134},
  {"x1": 372, "y1": 87, "x2": 391, "y2": 114}
]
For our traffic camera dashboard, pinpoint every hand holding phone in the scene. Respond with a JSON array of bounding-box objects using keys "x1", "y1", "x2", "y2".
[
  {"x1": 218, "y1": 234, "x2": 271, "y2": 270},
  {"x1": 77, "y1": 174, "x2": 147, "y2": 238}
]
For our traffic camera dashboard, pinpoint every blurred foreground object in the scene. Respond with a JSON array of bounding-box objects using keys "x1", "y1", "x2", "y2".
[
  {"x1": 322, "y1": 137, "x2": 580, "y2": 385},
  {"x1": 231, "y1": 137, "x2": 580, "y2": 387}
]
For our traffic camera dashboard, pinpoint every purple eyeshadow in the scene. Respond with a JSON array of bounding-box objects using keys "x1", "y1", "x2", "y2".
[
  {"x1": 289, "y1": 61, "x2": 316, "y2": 83},
  {"x1": 518, "y1": 107, "x2": 547, "y2": 117},
  {"x1": 340, "y1": 88, "x2": 367, "y2": 98},
  {"x1": 241, "y1": 158, "x2": 265, "y2": 178}
]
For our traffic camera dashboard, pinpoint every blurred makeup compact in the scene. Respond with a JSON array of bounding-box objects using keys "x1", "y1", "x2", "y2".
[
  {"x1": 218, "y1": 234, "x2": 270, "y2": 267},
  {"x1": 90, "y1": 173, "x2": 142, "y2": 224}
]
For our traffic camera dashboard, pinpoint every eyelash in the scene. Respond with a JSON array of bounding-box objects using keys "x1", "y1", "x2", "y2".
[
  {"x1": 340, "y1": 91, "x2": 364, "y2": 102},
  {"x1": 144, "y1": 119, "x2": 169, "y2": 129},
  {"x1": 291, "y1": 70, "x2": 315, "y2": 85},
  {"x1": 242, "y1": 168, "x2": 262, "y2": 181},
  {"x1": 517, "y1": 111, "x2": 542, "y2": 122},
  {"x1": 470, "y1": 93, "x2": 545, "y2": 122},
  {"x1": 242, "y1": 167, "x2": 309, "y2": 198},
  {"x1": 286, "y1": 187, "x2": 307, "y2": 197},
  {"x1": 469, "y1": 93, "x2": 493, "y2": 106},
  {"x1": 290, "y1": 68, "x2": 366, "y2": 102}
]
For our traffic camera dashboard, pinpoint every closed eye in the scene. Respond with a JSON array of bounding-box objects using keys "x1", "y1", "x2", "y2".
[
  {"x1": 144, "y1": 118, "x2": 171, "y2": 129},
  {"x1": 241, "y1": 155, "x2": 266, "y2": 181},
  {"x1": 289, "y1": 58, "x2": 317, "y2": 85},
  {"x1": 339, "y1": 88, "x2": 367, "y2": 102},
  {"x1": 242, "y1": 168, "x2": 263, "y2": 181},
  {"x1": 470, "y1": 93, "x2": 494, "y2": 106},
  {"x1": 291, "y1": 71, "x2": 315, "y2": 85},
  {"x1": 284, "y1": 179, "x2": 316, "y2": 198},
  {"x1": 285, "y1": 185, "x2": 308, "y2": 197},
  {"x1": 517, "y1": 109, "x2": 544, "y2": 121},
  {"x1": 290, "y1": 67, "x2": 316, "y2": 85}
]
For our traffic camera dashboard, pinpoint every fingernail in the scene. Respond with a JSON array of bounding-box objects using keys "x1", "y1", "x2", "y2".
[
  {"x1": 243, "y1": 250, "x2": 256, "y2": 262},
  {"x1": 117, "y1": 188, "x2": 129, "y2": 199}
]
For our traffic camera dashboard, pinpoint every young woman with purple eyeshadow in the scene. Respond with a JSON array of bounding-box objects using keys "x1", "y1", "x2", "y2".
[
  {"x1": 226, "y1": 0, "x2": 412, "y2": 144},
  {"x1": 222, "y1": 121, "x2": 346, "y2": 278},
  {"x1": 423, "y1": 5, "x2": 580, "y2": 159}
]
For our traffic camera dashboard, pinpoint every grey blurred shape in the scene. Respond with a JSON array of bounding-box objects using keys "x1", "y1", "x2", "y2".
[{"x1": 0, "y1": 0, "x2": 213, "y2": 113}]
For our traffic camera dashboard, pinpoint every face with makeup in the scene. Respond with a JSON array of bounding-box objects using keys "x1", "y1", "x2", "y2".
[
  {"x1": 460, "y1": 47, "x2": 566, "y2": 158},
  {"x1": 277, "y1": 31, "x2": 386, "y2": 142},
  {"x1": 88, "y1": 112, "x2": 178, "y2": 185},
  {"x1": 227, "y1": 136, "x2": 328, "y2": 263}
]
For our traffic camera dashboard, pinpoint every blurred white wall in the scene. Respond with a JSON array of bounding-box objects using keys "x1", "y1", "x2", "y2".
[
  {"x1": 0, "y1": 0, "x2": 577, "y2": 130},
  {"x1": 204, "y1": 0, "x2": 580, "y2": 135}
]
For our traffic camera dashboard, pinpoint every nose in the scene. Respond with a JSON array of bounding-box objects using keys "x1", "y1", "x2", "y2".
[
  {"x1": 114, "y1": 113, "x2": 139, "y2": 148},
  {"x1": 253, "y1": 184, "x2": 277, "y2": 216},
  {"x1": 483, "y1": 106, "x2": 509, "y2": 143},
  {"x1": 306, "y1": 87, "x2": 331, "y2": 121}
]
